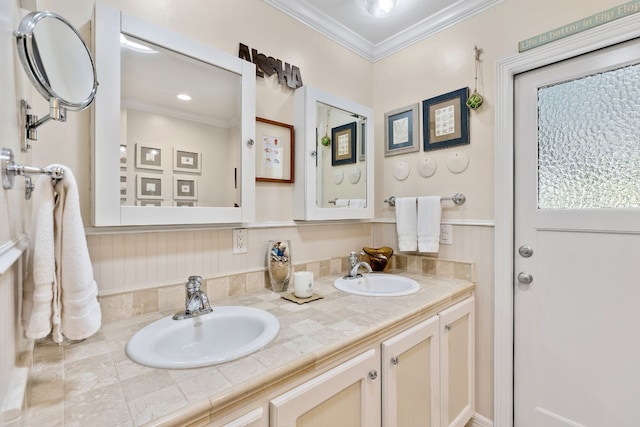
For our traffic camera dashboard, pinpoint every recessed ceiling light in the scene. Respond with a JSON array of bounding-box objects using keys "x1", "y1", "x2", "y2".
[
  {"x1": 363, "y1": 0, "x2": 399, "y2": 18},
  {"x1": 176, "y1": 93, "x2": 192, "y2": 101}
]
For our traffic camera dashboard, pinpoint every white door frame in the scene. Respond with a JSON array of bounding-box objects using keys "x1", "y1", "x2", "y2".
[{"x1": 494, "y1": 13, "x2": 640, "y2": 427}]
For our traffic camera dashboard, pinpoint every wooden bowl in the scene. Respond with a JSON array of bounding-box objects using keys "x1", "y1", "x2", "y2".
[{"x1": 363, "y1": 247, "x2": 393, "y2": 271}]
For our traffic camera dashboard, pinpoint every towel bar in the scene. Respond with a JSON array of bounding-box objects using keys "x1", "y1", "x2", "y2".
[
  {"x1": 2, "y1": 147, "x2": 65, "y2": 199},
  {"x1": 384, "y1": 193, "x2": 466, "y2": 207}
]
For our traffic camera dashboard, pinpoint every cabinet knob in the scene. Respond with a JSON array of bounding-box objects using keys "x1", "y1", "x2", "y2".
[
  {"x1": 247, "y1": 138, "x2": 255, "y2": 146},
  {"x1": 391, "y1": 356, "x2": 399, "y2": 365},
  {"x1": 368, "y1": 370, "x2": 378, "y2": 380},
  {"x1": 311, "y1": 150, "x2": 317, "y2": 157},
  {"x1": 445, "y1": 324, "x2": 452, "y2": 331}
]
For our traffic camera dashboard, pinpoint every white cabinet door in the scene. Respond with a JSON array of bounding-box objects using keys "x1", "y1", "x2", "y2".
[
  {"x1": 381, "y1": 315, "x2": 440, "y2": 427},
  {"x1": 270, "y1": 348, "x2": 381, "y2": 427},
  {"x1": 439, "y1": 296, "x2": 475, "y2": 427}
]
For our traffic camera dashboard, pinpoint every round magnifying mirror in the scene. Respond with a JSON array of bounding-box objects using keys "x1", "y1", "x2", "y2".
[{"x1": 15, "y1": 11, "x2": 98, "y2": 111}]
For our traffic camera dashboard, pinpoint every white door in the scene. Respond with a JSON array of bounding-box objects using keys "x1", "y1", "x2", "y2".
[{"x1": 514, "y1": 38, "x2": 640, "y2": 427}]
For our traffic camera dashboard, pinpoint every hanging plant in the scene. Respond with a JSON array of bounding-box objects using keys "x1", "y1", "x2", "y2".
[
  {"x1": 466, "y1": 45, "x2": 484, "y2": 111},
  {"x1": 321, "y1": 108, "x2": 331, "y2": 146}
]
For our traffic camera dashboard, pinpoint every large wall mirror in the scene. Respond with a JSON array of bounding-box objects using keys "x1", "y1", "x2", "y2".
[
  {"x1": 293, "y1": 86, "x2": 374, "y2": 221},
  {"x1": 92, "y1": 3, "x2": 256, "y2": 226}
]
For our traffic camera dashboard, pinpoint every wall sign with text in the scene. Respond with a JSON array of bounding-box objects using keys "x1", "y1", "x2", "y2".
[{"x1": 239, "y1": 43, "x2": 303, "y2": 89}]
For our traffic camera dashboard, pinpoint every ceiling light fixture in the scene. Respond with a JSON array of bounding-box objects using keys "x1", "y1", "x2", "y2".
[
  {"x1": 176, "y1": 93, "x2": 192, "y2": 101},
  {"x1": 363, "y1": 0, "x2": 399, "y2": 18}
]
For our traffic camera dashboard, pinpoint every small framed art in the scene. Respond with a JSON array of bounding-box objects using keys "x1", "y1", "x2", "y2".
[
  {"x1": 174, "y1": 177, "x2": 198, "y2": 200},
  {"x1": 384, "y1": 103, "x2": 419, "y2": 157},
  {"x1": 137, "y1": 200, "x2": 162, "y2": 207},
  {"x1": 174, "y1": 200, "x2": 197, "y2": 207},
  {"x1": 136, "y1": 174, "x2": 163, "y2": 199},
  {"x1": 331, "y1": 122, "x2": 357, "y2": 166},
  {"x1": 255, "y1": 117, "x2": 294, "y2": 183},
  {"x1": 173, "y1": 148, "x2": 202, "y2": 174},
  {"x1": 119, "y1": 173, "x2": 127, "y2": 196},
  {"x1": 422, "y1": 87, "x2": 470, "y2": 151},
  {"x1": 135, "y1": 144, "x2": 163, "y2": 170}
]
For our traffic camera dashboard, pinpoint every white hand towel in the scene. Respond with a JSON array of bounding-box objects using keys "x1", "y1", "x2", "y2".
[
  {"x1": 23, "y1": 176, "x2": 56, "y2": 340},
  {"x1": 23, "y1": 166, "x2": 102, "y2": 343},
  {"x1": 395, "y1": 197, "x2": 417, "y2": 251},
  {"x1": 335, "y1": 199, "x2": 349, "y2": 207},
  {"x1": 52, "y1": 166, "x2": 102, "y2": 342},
  {"x1": 349, "y1": 199, "x2": 366, "y2": 208},
  {"x1": 417, "y1": 196, "x2": 442, "y2": 253}
]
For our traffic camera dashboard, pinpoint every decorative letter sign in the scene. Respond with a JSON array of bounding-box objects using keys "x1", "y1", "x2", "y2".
[{"x1": 239, "y1": 43, "x2": 303, "y2": 89}]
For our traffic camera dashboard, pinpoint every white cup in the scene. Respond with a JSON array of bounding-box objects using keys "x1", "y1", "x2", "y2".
[{"x1": 293, "y1": 271, "x2": 314, "y2": 298}]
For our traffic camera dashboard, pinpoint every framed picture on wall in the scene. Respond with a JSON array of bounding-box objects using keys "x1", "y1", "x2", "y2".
[
  {"x1": 119, "y1": 173, "x2": 127, "y2": 196},
  {"x1": 422, "y1": 87, "x2": 470, "y2": 151},
  {"x1": 359, "y1": 121, "x2": 366, "y2": 161},
  {"x1": 137, "y1": 200, "x2": 162, "y2": 207},
  {"x1": 120, "y1": 145, "x2": 127, "y2": 167},
  {"x1": 174, "y1": 200, "x2": 197, "y2": 207},
  {"x1": 135, "y1": 144, "x2": 163, "y2": 170},
  {"x1": 384, "y1": 103, "x2": 420, "y2": 157},
  {"x1": 255, "y1": 117, "x2": 295, "y2": 183},
  {"x1": 331, "y1": 122, "x2": 357, "y2": 166},
  {"x1": 174, "y1": 177, "x2": 198, "y2": 200},
  {"x1": 173, "y1": 148, "x2": 202, "y2": 174},
  {"x1": 136, "y1": 174, "x2": 163, "y2": 199}
]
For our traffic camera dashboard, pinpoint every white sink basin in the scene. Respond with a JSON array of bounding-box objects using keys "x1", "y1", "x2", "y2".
[
  {"x1": 333, "y1": 273, "x2": 420, "y2": 297},
  {"x1": 126, "y1": 306, "x2": 279, "y2": 369}
]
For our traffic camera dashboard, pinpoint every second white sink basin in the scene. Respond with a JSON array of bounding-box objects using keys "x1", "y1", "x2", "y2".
[
  {"x1": 126, "y1": 306, "x2": 279, "y2": 369},
  {"x1": 333, "y1": 273, "x2": 420, "y2": 297}
]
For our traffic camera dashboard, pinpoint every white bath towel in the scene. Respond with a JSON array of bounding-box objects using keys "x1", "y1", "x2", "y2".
[
  {"x1": 335, "y1": 199, "x2": 350, "y2": 207},
  {"x1": 417, "y1": 196, "x2": 442, "y2": 253},
  {"x1": 395, "y1": 197, "x2": 417, "y2": 252},
  {"x1": 23, "y1": 166, "x2": 101, "y2": 343}
]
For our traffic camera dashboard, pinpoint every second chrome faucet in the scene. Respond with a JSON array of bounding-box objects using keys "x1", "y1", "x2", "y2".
[{"x1": 345, "y1": 251, "x2": 372, "y2": 279}]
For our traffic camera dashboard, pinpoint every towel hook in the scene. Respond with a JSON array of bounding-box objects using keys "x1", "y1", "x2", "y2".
[{"x1": 2, "y1": 147, "x2": 65, "y2": 199}]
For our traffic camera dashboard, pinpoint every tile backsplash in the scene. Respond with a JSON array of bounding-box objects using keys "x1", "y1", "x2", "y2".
[{"x1": 98, "y1": 254, "x2": 474, "y2": 323}]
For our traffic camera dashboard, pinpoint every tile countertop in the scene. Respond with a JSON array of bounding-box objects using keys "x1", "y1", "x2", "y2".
[{"x1": 23, "y1": 271, "x2": 474, "y2": 427}]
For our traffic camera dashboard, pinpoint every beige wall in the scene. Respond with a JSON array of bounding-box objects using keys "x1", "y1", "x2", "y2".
[{"x1": 0, "y1": 0, "x2": 626, "y2": 423}]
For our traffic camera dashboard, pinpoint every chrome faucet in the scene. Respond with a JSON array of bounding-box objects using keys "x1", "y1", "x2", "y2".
[
  {"x1": 345, "y1": 251, "x2": 372, "y2": 279},
  {"x1": 173, "y1": 275, "x2": 213, "y2": 320}
]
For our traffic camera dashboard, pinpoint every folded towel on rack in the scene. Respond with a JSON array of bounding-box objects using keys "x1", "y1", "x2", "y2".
[
  {"x1": 395, "y1": 197, "x2": 418, "y2": 251},
  {"x1": 335, "y1": 199, "x2": 350, "y2": 207},
  {"x1": 23, "y1": 176, "x2": 56, "y2": 340},
  {"x1": 23, "y1": 166, "x2": 101, "y2": 343},
  {"x1": 349, "y1": 199, "x2": 366, "y2": 208},
  {"x1": 417, "y1": 196, "x2": 442, "y2": 253}
]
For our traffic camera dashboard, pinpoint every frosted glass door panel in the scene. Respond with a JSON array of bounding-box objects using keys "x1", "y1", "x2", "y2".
[{"x1": 538, "y1": 63, "x2": 640, "y2": 209}]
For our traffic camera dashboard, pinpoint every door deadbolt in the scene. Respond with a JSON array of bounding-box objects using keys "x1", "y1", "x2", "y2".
[
  {"x1": 517, "y1": 272, "x2": 533, "y2": 285},
  {"x1": 518, "y1": 245, "x2": 533, "y2": 258}
]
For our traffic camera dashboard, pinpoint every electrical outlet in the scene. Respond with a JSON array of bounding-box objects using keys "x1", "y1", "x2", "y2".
[
  {"x1": 440, "y1": 224, "x2": 453, "y2": 245},
  {"x1": 232, "y1": 228, "x2": 248, "y2": 254}
]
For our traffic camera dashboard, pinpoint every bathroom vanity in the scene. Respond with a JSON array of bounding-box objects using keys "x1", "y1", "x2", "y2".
[{"x1": 23, "y1": 267, "x2": 474, "y2": 427}]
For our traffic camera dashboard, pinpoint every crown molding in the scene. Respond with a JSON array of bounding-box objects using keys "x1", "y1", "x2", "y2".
[{"x1": 263, "y1": 0, "x2": 502, "y2": 62}]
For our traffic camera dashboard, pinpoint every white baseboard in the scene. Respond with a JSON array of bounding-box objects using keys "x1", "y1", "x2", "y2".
[{"x1": 472, "y1": 413, "x2": 494, "y2": 427}]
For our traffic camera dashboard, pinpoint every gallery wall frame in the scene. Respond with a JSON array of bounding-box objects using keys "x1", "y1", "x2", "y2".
[
  {"x1": 135, "y1": 144, "x2": 163, "y2": 170},
  {"x1": 173, "y1": 148, "x2": 202, "y2": 174},
  {"x1": 136, "y1": 174, "x2": 163, "y2": 199},
  {"x1": 422, "y1": 87, "x2": 470, "y2": 151},
  {"x1": 174, "y1": 177, "x2": 198, "y2": 200},
  {"x1": 255, "y1": 117, "x2": 294, "y2": 183},
  {"x1": 331, "y1": 122, "x2": 357, "y2": 166},
  {"x1": 384, "y1": 103, "x2": 420, "y2": 157}
]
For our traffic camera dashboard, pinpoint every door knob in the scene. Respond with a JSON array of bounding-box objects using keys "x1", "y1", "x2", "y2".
[
  {"x1": 517, "y1": 272, "x2": 533, "y2": 284},
  {"x1": 518, "y1": 245, "x2": 533, "y2": 258}
]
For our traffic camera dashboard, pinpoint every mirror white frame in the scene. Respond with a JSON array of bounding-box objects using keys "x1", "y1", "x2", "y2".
[
  {"x1": 293, "y1": 86, "x2": 374, "y2": 221},
  {"x1": 92, "y1": 3, "x2": 256, "y2": 226}
]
